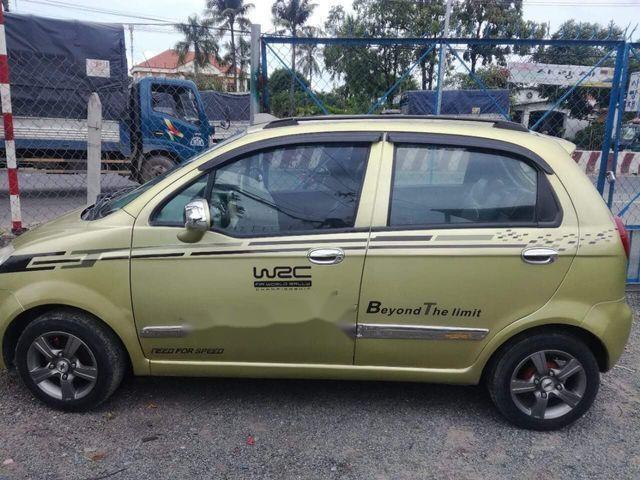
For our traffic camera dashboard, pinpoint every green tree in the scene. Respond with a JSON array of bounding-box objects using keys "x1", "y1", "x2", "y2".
[
  {"x1": 411, "y1": 0, "x2": 445, "y2": 90},
  {"x1": 297, "y1": 26, "x2": 322, "y2": 89},
  {"x1": 174, "y1": 15, "x2": 220, "y2": 82},
  {"x1": 206, "y1": 0, "x2": 254, "y2": 92},
  {"x1": 323, "y1": 1, "x2": 417, "y2": 113},
  {"x1": 271, "y1": 0, "x2": 317, "y2": 115},
  {"x1": 454, "y1": 0, "x2": 525, "y2": 73},
  {"x1": 449, "y1": 64, "x2": 510, "y2": 89},
  {"x1": 223, "y1": 35, "x2": 250, "y2": 91}
]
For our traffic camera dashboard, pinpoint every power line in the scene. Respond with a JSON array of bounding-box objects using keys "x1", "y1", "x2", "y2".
[{"x1": 18, "y1": 0, "x2": 251, "y2": 34}]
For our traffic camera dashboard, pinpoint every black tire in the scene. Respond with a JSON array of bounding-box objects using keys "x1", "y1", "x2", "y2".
[
  {"x1": 487, "y1": 332, "x2": 600, "y2": 430},
  {"x1": 140, "y1": 154, "x2": 175, "y2": 183},
  {"x1": 15, "y1": 309, "x2": 127, "y2": 411}
]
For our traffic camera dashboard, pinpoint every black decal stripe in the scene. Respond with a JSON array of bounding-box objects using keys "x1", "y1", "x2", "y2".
[
  {"x1": 70, "y1": 247, "x2": 128, "y2": 255},
  {"x1": 372, "y1": 235, "x2": 433, "y2": 242},
  {"x1": 249, "y1": 238, "x2": 367, "y2": 246},
  {"x1": 131, "y1": 252, "x2": 185, "y2": 259},
  {"x1": 191, "y1": 248, "x2": 310, "y2": 256},
  {"x1": 370, "y1": 244, "x2": 527, "y2": 250},
  {"x1": 0, "y1": 252, "x2": 65, "y2": 274},
  {"x1": 31, "y1": 259, "x2": 82, "y2": 266},
  {"x1": 100, "y1": 255, "x2": 130, "y2": 261}
]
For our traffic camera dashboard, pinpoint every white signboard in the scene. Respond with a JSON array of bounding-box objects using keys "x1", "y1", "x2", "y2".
[
  {"x1": 86, "y1": 59, "x2": 111, "y2": 78},
  {"x1": 625, "y1": 71, "x2": 640, "y2": 113},
  {"x1": 508, "y1": 62, "x2": 614, "y2": 88}
]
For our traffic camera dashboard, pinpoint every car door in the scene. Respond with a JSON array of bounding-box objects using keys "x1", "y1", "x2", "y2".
[
  {"x1": 145, "y1": 82, "x2": 209, "y2": 159},
  {"x1": 130, "y1": 133, "x2": 382, "y2": 365},
  {"x1": 355, "y1": 133, "x2": 578, "y2": 370}
]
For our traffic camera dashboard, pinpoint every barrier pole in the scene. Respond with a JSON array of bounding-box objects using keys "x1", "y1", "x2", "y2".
[
  {"x1": 249, "y1": 23, "x2": 261, "y2": 124},
  {"x1": 86, "y1": 93, "x2": 102, "y2": 205},
  {"x1": 0, "y1": 5, "x2": 22, "y2": 234}
]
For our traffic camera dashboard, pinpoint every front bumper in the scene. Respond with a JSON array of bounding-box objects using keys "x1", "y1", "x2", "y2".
[
  {"x1": 582, "y1": 297, "x2": 633, "y2": 370},
  {"x1": 0, "y1": 289, "x2": 24, "y2": 370}
]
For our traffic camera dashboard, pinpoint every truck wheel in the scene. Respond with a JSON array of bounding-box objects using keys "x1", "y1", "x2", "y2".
[
  {"x1": 487, "y1": 332, "x2": 599, "y2": 430},
  {"x1": 15, "y1": 309, "x2": 127, "y2": 411},
  {"x1": 140, "y1": 154, "x2": 175, "y2": 183}
]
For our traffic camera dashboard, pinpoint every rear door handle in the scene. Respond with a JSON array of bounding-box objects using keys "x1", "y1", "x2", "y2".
[
  {"x1": 522, "y1": 247, "x2": 558, "y2": 265},
  {"x1": 153, "y1": 130, "x2": 164, "y2": 137},
  {"x1": 308, "y1": 248, "x2": 345, "y2": 265}
]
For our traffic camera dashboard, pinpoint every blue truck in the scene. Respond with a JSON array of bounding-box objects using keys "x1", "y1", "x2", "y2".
[{"x1": 1, "y1": 13, "x2": 214, "y2": 182}]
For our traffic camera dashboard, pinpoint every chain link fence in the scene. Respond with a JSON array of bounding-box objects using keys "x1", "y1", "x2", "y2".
[
  {"x1": 261, "y1": 35, "x2": 640, "y2": 279},
  {"x1": 0, "y1": 13, "x2": 251, "y2": 235},
  {"x1": 2, "y1": 10, "x2": 640, "y2": 280}
]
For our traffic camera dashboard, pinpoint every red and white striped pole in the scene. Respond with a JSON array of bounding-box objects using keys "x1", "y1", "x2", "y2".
[{"x1": 0, "y1": 5, "x2": 22, "y2": 234}]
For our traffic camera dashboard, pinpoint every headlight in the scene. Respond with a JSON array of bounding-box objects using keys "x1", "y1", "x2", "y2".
[{"x1": 0, "y1": 244, "x2": 14, "y2": 267}]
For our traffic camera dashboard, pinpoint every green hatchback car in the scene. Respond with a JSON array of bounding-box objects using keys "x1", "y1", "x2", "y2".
[{"x1": 0, "y1": 116, "x2": 632, "y2": 430}]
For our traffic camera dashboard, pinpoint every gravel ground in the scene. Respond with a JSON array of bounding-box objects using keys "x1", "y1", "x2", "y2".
[{"x1": 0, "y1": 296, "x2": 639, "y2": 480}]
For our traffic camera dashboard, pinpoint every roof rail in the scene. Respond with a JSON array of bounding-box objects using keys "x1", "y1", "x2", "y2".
[{"x1": 262, "y1": 115, "x2": 529, "y2": 133}]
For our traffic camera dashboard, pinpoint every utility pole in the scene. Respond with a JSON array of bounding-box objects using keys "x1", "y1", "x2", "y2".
[{"x1": 436, "y1": 0, "x2": 453, "y2": 115}]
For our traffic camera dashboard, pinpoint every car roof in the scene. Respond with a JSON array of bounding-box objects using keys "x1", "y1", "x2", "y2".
[
  {"x1": 247, "y1": 114, "x2": 575, "y2": 155},
  {"x1": 256, "y1": 115, "x2": 529, "y2": 133}
]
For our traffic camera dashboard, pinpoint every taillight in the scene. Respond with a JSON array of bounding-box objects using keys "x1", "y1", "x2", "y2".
[{"x1": 614, "y1": 216, "x2": 630, "y2": 258}]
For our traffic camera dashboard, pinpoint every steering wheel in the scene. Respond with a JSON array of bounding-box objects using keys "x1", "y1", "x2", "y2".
[{"x1": 210, "y1": 187, "x2": 244, "y2": 229}]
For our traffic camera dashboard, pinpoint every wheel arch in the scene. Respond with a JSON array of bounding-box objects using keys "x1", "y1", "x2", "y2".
[
  {"x1": 132, "y1": 150, "x2": 179, "y2": 181},
  {"x1": 2, "y1": 304, "x2": 134, "y2": 374},
  {"x1": 480, "y1": 323, "x2": 609, "y2": 383}
]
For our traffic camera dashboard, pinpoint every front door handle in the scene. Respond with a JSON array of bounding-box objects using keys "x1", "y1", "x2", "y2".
[
  {"x1": 308, "y1": 248, "x2": 345, "y2": 265},
  {"x1": 522, "y1": 247, "x2": 558, "y2": 265},
  {"x1": 153, "y1": 130, "x2": 164, "y2": 137}
]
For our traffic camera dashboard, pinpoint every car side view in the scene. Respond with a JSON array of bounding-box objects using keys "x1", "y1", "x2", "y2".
[{"x1": 0, "y1": 115, "x2": 632, "y2": 430}]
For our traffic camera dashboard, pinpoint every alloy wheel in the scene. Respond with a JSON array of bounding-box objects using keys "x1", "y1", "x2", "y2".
[
  {"x1": 510, "y1": 349, "x2": 587, "y2": 420},
  {"x1": 26, "y1": 331, "x2": 98, "y2": 401}
]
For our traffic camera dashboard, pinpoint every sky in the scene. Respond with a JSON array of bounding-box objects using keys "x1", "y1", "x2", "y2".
[{"x1": 8, "y1": 0, "x2": 640, "y2": 69}]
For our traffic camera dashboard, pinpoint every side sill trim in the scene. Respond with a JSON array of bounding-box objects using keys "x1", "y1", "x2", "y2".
[
  {"x1": 356, "y1": 323, "x2": 489, "y2": 341},
  {"x1": 140, "y1": 326, "x2": 190, "y2": 338}
]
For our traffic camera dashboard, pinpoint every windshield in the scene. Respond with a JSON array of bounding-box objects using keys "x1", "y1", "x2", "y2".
[{"x1": 83, "y1": 131, "x2": 247, "y2": 220}]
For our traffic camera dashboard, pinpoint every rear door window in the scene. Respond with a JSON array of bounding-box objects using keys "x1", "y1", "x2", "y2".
[{"x1": 389, "y1": 144, "x2": 549, "y2": 227}]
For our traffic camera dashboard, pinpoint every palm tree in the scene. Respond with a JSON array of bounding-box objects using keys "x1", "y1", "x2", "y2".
[
  {"x1": 223, "y1": 36, "x2": 251, "y2": 91},
  {"x1": 298, "y1": 26, "x2": 321, "y2": 89},
  {"x1": 174, "y1": 15, "x2": 220, "y2": 84},
  {"x1": 271, "y1": 0, "x2": 317, "y2": 114},
  {"x1": 206, "y1": 0, "x2": 254, "y2": 92}
]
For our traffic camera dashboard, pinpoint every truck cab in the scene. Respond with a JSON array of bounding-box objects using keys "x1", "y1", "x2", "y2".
[{"x1": 132, "y1": 77, "x2": 212, "y2": 182}]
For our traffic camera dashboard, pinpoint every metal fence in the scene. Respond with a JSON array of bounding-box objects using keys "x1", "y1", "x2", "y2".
[
  {"x1": 2, "y1": 10, "x2": 640, "y2": 281},
  {"x1": 261, "y1": 35, "x2": 640, "y2": 281},
  {"x1": 0, "y1": 12, "x2": 251, "y2": 235}
]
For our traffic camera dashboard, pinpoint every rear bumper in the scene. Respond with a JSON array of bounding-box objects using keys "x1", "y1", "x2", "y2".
[
  {"x1": 0, "y1": 289, "x2": 24, "y2": 370},
  {"x1": 582, "y1": 297, "x2": 633, "y2": 370}
]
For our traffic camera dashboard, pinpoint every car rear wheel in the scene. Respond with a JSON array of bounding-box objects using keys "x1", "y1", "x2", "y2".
[
  {"x1": 487, "y1": 332, "x2": 600, "y2": 430},
  {"x1": 15, "y1": 309, "x2": 127, "y2": 411}
]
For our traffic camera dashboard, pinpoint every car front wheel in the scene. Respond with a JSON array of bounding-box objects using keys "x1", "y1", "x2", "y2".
[
  {"x1": 487, "y1": 332, "x2": 600, "y2": 430},
  {"x1": 15, "y1": 309, "x2": 127, "y2": 411}
]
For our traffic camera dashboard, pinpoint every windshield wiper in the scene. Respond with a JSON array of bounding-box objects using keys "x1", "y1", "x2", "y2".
[{"x1": 85, "y1": 186, "x2": 139, "y2": 220}]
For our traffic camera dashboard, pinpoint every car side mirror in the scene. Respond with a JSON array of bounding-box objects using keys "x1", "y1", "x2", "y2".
[{"x1": 177, "y1": 198, "x2": 210, "y2": 243}]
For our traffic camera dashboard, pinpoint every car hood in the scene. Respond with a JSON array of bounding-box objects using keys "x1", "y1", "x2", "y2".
[{"x1": 9, "y1": 208, "x2": 135, "y2": 255}]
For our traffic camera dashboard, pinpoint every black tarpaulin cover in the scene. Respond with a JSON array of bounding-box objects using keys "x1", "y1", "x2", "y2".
[
  {"x1": 200, "y1": 90, "x2": 250, "y2": 122},
  {"x1": 400, "y1": 89, "x2": 510, "y2": 116},
  {"x1": 5, "y1": 13, "x2": 128, "y2": 121}
]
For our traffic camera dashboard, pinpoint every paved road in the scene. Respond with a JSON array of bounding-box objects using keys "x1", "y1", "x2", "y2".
[{"x1": 0, "y1": 295, "x2": 638, "y2": 480}]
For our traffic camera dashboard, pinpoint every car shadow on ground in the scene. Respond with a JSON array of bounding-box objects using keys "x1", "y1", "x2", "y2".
[{"x1": 110, "y1": 374, "x2": 500, "y2": 424}]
